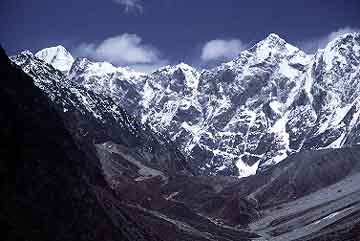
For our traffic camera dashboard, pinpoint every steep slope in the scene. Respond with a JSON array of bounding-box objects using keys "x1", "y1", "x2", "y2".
[
  {"x1": 67, "y1": 57, "x2": 146, "y2": 111},
  {"x1": 10, "y1": 50, "x2": 190, "y2": 183},
  {"x1": 0, "y1": 46, "x2": 161, "y2": 241},
  {"x1": 172, "y1": 33, "x2": 311, "y2": 176},
  {"x1": 129, "y1": 32, "x2": 360, "y2": 177},
  {"x1": 8, "y1": 48, "x2": 260, "y2": 241},
  {"x1": 15, "y1": 32, "x2": 360, "y2": 177},
  {"x1": 304, "y1": 33, "x2": 360, "y2": 150}
]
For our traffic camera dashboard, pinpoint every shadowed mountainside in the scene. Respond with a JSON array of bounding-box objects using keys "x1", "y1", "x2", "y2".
[{"x1": 0, "y1": 46, "x2": 163, "y2": 241}]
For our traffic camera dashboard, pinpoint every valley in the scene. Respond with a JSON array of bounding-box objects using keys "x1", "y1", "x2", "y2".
[{"x1": 2, "y1": 31, "x2": 360, "y2": 241}]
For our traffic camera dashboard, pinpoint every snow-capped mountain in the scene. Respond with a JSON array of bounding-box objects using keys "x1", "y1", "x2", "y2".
[
  {"x1": 11, "y1": 32, "x2": 360, "y2": 177},
  {"x1": 10, "y1": 51, "x2": 189, "y2": 181},
  {"x1": 5, "y1": 44, "x2": 360, "y2": 241},
  {"x1": 67, "y1": 57, "x2": 146, "y2": 111},
  {"x1": 35, "y1": 45, "x2": 75, "y2": 73}
]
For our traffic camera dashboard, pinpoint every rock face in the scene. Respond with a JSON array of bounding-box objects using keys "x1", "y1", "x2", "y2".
[
  {"x1": 12, "y1": 32, "x2": 360, "y2": 177},
  {"x1": 10, "y1": 50, "x2": 190, "y2": 183}
]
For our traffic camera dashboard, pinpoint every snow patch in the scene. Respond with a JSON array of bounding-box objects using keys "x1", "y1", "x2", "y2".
[
  {"x1": 236, "y1": 160, "x2": 260, "y2": 178},
  {"x1": 279, "y1": 61, "x2": 299, "y2": 79},
  {"x1": 269, "y1": 100, "x2": 283, "y2": 115},
  {"x1": 326, "y1": 132, "x2": 346, "y2": 149},
  {"x1": 141, "y1": 81, "x2": 155, "y2": 108}
]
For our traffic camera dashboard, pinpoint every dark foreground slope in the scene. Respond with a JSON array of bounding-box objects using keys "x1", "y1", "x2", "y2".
[{"x1": 0, "y1": 46, "x2": 162, "y2": 241}]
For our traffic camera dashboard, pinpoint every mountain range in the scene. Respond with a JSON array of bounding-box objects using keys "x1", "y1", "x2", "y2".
[
  {"x1": 11, "y1": 32, "x2": 360, "y2": 177},
  {"x1": 2, "y1": 31, "x2": 360, "y2": 241}
]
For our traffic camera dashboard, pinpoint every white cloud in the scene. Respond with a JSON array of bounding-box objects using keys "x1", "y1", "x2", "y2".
[
  {"x1": 76, "y1": 33, "x2": 167, "y2": 72},
  {"x1": 201, "y1": 39, "x2": 244, "y2": 61},
  {"x1": 113, "y1": 0, "x2": 143, "y2": 14},
  {"x1": 78, "y1": 34, "x2": 159, "y2": 64},
  {"x1": 299, "y1": 27, "x2": 360, "y2": 53}
]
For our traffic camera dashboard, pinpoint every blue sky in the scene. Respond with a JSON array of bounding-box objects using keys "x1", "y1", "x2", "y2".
[{"x1": 1, "y1": 0, "x2": 359, "y2": 71}]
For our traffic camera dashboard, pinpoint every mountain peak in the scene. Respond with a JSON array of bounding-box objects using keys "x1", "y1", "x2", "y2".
[
  {"x1": 68, "y1": 57, "x2": 145, "y2": 83},
  {"x1": 259, "y1": 33, "x2": 287, "y2": 46},
  {"x1": 321, "y1": 32, "x2": 360, "y2": 71},
  {"x1": 176, "y1": 62, "x2": 194, "y2": 70},
  {"x1": 250, "y1": 33, "x2": 300, "y2": 61},
  {"x1": 327, "y1": 32, "x2": 360, "y2": 49},
  {"x1": 35, "y1": 45, "x2": 74, "y2": 73},
  {"x1": 265, "y1": 33, "x2": 283, "y2": 41},
  {"x1": 19, "y1": 50, "x2": 34, "y2": 57},
  {"x1": 158, "y1": 62, "x2": 197, "y2": 74}
]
